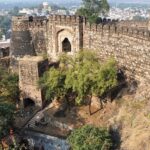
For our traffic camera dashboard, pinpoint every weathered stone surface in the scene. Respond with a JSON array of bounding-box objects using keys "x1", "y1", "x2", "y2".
[
  {"x1": 19, "y1": 56, "x2": 48, "y2": 107},
  {"x1": 83, "y1": 23, "x2": 150, "y2": 83},
  {"x1": 10, "y1": 15, "x2": 150, "y2": 84}
]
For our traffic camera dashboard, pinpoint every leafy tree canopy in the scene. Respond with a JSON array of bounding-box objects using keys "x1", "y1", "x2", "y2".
[
  {"x1": 0, "y1": 66, "x2": 19, "y2": 104},
  {"x1": 39, "y1": 51, "x2": 117, "y2": 105},
  {"x1": 0, "y1": 66, "x2": 18, "y2": 139},
  {"x1": 67, "y1": 125, "x2": 112, "y2": 150},
  {"x1": 76, "y1": 0, "x2": 110, "y2": 24},
  {"x1": 0, "y1": 103, "x2": 15, "y2": 139}
]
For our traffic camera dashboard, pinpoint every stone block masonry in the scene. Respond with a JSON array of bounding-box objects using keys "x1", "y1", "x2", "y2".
[
  {"x1": 83, "y1": 21, "x2": 150, "y2": 83},
  {"x1": 19, "y1": 56, "x2": 48, "y2": 107},
  {"x1": 10, "y1": 15, "x2": 150, "y2": 84}
]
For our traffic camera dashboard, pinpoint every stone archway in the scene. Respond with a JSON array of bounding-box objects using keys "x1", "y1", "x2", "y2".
[
  {"x1": 62, "y1": 38, "x2": 71, "y2": 52},
  {"x1": 57, "y1": 29, "x2": 73, "y2": 53}
]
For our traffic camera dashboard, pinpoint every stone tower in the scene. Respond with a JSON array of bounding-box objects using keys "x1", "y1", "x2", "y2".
[
  {"x1": 10, "y1": 16, "x2": 36, "y2": 72},
  {"x1": 19, "y1": 56, "x2": 48, "y2": 108}
]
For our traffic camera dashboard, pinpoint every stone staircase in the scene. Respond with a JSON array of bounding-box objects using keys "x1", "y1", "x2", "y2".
[
  {"x1": 24, "y1": 104, "x2": 74, "y2": 131},
  {"x1": 25, "y1": 109, "x2": 45, "y2": 128}
]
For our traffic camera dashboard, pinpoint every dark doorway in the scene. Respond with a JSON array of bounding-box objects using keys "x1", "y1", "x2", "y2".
[
  {"x1": 62, "y1": 38, "x2": 71, "y2": 52},
  {"x1": 23, "y1": 98, "x2": 35, "y2": 108},
  {"x1": 1, "y1": 48, "x2": 9, "y2": 57}
]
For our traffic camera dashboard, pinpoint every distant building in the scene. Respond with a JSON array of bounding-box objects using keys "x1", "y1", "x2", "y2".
[
  {"x1": 57, "y1": 9, "x2": 67, "y2": 15},
  {"x1": 43, "y1": 2, "x2": 49, "y2": 10},
  {"x1": 19, "y1": 8, "x2": 33, "y2": 15}
]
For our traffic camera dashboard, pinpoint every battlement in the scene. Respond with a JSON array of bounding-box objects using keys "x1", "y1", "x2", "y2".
[
  {"x1": 12, "y1": 16, "x2": 29, "y2": 21},
  {"x1": 84, "y1": 22, "x2": 150, "y2": 40},
  {"x1": 28, "y1": 16, "x2": 48, "y2": 28},
  {"x1": 11, "y1": 15, "x2": 150, "y2": 40},
  {"x1": 48, "y1": 15, "x2": 84, "y2": 24}
]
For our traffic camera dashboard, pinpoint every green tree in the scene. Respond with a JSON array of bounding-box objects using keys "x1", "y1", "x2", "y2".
[
  {"x1": 0, "y1": 67, "x2": 18, "y2": 139},
  {"x1": 0, "y1": 103, "x2": 15, "y2": 139},
  {"x1": 0, "y1": 66, "x2": 19, "y2": 104},
  {"x1": 76, "y1": 0, "x2": 110, "y2": 24},
  {"x1": 39, "y1": 51, "x2": 117, "y2": 105},
  {"x1": 92, "y1": 58, "x2": 117, "y2": 97},
  {"x1": 39, "y1": 67, "x2": 67, "y2": 101},
  {"x1": 65, "y1": 51, "x2": 117, "y2": 105},
  {"x1": 68, "y1": 125, "x2": 112, "y2": 150}
]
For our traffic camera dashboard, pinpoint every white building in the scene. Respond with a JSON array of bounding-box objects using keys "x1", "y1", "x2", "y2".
[{"x1": 43, "y1": 2, "x2": 49, "y2": 10}]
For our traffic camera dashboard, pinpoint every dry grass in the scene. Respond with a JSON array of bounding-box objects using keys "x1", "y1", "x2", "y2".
[{"x1": 112, "y1": 98, "x2": 150, "y2": 150}]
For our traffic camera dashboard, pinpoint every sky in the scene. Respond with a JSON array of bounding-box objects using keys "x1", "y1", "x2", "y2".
[
  {"x1": 1, "y1": 0, "x2": 150, "y2": 4},
  {"x1": 108, "y1": 0, "x2": 150, "y2": 3}
]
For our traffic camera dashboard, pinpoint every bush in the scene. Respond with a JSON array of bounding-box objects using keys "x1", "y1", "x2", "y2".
[
  {"x1": 0, "y1": 103, "x2": 15, "y2": 139},
  {"x1": 39, "y1": 51, "x2": 117, "y2": 105},
  {"x1": 68, "y1": 125, "x2": 112, "y2": 150},
  {"x1": 0, "y1": 66, "x2": 19, "y2": 104}
]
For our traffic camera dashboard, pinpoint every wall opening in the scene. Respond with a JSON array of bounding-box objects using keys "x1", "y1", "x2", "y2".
[
  {"x1": 62, "y1": 38, "x2": 71, "y2": 52},
  {"x1": 23, "y1": 98, "x2": 35, "y2": 108}
]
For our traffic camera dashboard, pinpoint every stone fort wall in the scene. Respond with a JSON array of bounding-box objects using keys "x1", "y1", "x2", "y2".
[
  {"x1": 10, "y1": 15, "x2": 150, "y2": 83},
  {"x1": 83, "y1": 20, "x2": 150, "y2": 83}
]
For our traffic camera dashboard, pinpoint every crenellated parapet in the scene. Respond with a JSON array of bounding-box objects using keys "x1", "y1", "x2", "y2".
[
  {"x1": 84, "y1": 21, "x2": 150, "y2": 40},
  {"x1": 12, "y1": 16, "x2": 29, "y2": 31},
  {"x1": 12, "y1": 16, "x2": 49, "y2": 31},
  {"x1": 12, "y1": 15, "x2": 150, "y2": 41},
  {"x1": 28, "y1": 16, "x2": 48, "y2": 29},
  {"x1": 48, "y1": 15, "x2": 84, "y2": 25}
]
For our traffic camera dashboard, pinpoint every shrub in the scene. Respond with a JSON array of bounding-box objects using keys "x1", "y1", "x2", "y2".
[
  {"x1": 67, "y1": 125, "x2": 112, "y2": 150},
  {"x1": 39, "y1": 51, "x2": 117, "y2": 105},
  {"x1": 0, "y1": 66, "x2": 19, "y2": 104}
]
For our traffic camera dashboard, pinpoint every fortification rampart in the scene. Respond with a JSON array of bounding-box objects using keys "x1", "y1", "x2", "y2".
[
  {"x1": 84, "y1": 21, "x2": 150, "y2": 40},
  {"x1": 83, "y1": 21, "x2": 150, "y2": 82},
  {"x1": 10, "y1": 15, "x2": 150, "y2": 83}
]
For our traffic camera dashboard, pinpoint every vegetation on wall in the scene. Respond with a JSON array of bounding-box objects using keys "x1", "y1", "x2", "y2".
[
  {"x1": 76, "y1": 0, "x2": 110, "y2": 24},
  {"x1": 67, "y1": 125, "x2": 112, "y2": 150},
  {"x1": 39, "y1": 51, "x2": 117, "y2": 105}
]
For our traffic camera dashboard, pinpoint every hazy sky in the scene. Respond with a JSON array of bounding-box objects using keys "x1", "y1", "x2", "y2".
[{"x1": 1, "y1": 0, "x2": 150, "y2": 4}]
